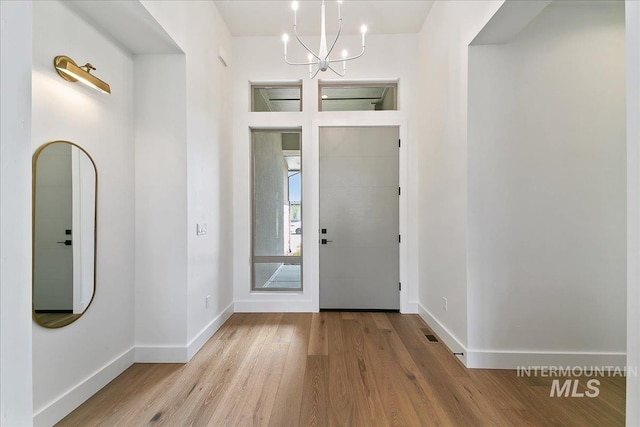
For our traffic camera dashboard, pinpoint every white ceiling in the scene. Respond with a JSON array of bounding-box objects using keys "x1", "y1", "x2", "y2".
[
  {"x1": 214, "y1": 1, "x2": 435, "y2": 37},
  {"x1": 63, "y1": 1, "x2": 181, "y2": 54}
]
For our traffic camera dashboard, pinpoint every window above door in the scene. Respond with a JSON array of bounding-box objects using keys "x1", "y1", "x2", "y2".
[
  {"x1": 319, "y1": 82, "x2": 398, "y2": 112},
  {"x1": 251, "y1": 83, "x2": 302, "y2": 112}
]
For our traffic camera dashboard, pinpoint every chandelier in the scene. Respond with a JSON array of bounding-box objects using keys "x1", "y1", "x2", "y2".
[{"x1": 282, "y1": 0, "x2": 367, "y2": 78}]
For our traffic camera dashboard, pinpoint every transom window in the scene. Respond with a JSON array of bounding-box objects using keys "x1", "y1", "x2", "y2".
[
  {"x1": 251, "y1": 83, "x2": 302, "y2": 112},
  {"x1": 319, "y1": 82, "x2": 397, "y2": 111}
]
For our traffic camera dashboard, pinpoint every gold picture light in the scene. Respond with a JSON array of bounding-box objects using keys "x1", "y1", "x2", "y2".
[{"x1": 54, "y1": 55, "x2": 111, "y2": 94}]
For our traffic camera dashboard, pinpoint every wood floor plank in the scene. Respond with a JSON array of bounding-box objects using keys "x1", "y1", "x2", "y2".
[
  {"x1": 229, "y1": 343, "x2": 289, "y2": 426},
  {"x1": 298, "y1": 355, "x2": 329, "y2": 427},
  {"x1": 165, "y1": 340, "x2": 256, "y2": 426},
  {"x1": 146, "y1": 316, "x2": 268, "y2": 426},
  {"x1": 205, "y1": 313, "x2": 283, "y2": 425},
  {"x1": 308, "y1": 312, "x2": 328, "y2": 356},
  {"x1": 59, "y1": 364, "x2": 183, "y2": 427},
  {"x1": 340, "y1": 317, "x2": 391, "y2": 426},
  {"x1": 380, "y1": 313, "x2": 458, "y2": 426},
  {"x1": 371, "y1": 312, "x2": 393, "y2": 331},
  {"x1": 341, "y1": 312, "x2": 358, "y2": 320},
  {"x1": 273, "y1": 313, "x2": 296, "y2": 343},
  {"x1": 452, "y1": 376, "x2": 523, "y2": 426},
  {"x1": 326, "y1": 312, "x2": 356, "y2": 426},
  {"x1": 387, "y1": 313, "x2": 489, "y2": 425},
  {"x1": 268, "y1": 313, "x2": 312, "y2": 427},
  {"x1": 358, "y1": 313, "x2": 427, "y2": 426},
  {"x1": 59, "y1": 313, "x2": 626, "y2": 427}
]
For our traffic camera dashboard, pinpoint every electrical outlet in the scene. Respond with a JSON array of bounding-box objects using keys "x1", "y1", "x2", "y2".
[
  {"x1": 442, "y1": 297, "x2": 448, "y2": 312},
  {"x1": 205, "y1": 295, "x2": 211, "y2": 308}
]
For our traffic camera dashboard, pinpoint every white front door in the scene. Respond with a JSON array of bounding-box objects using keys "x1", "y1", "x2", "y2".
[{"x1": 319, "y1": 126, "x2": 399, "y2": 310}]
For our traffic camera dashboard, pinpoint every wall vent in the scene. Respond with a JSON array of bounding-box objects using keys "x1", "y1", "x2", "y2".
[{"x1": 424, "y1": 334, "x2": 439, "y2": 343}]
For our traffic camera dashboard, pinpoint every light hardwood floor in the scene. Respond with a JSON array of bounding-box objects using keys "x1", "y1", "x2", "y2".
[{"x1": 58, "y1": 313, "x2": 625, "y2": 426}]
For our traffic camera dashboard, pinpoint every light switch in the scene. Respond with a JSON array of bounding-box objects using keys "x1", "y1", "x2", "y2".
[{"x1": 196, "y1": 223, "x2": 207, "y2": 236}]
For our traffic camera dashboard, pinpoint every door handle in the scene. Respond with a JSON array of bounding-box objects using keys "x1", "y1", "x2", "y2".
[
  {"x1": 57, "y1": 240, "x2": 72, "y2": 246},
  {"x1": 321, "y1": 239, "x2": 333, "y2": 244}
]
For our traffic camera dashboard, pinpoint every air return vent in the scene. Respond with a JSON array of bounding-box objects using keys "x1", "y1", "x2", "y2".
[{"x1": 424, "y1": 334, "x2": 439, "y2": 343}]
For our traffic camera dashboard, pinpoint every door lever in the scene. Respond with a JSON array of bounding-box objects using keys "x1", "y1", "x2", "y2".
[
  {"x1": 321, "y1": 239, "x2": 333, "y2": 244},
  {"x1": 57, "y1": 240, "x2": 72, "y2": 246}
]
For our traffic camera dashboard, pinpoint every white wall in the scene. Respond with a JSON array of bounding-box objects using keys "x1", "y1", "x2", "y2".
[
  {"x1": 26, "y1": 0, "x2": 236, "y2": 422},
  {"x1": 232, "y1": 33, "x2": 419, "y2": 313},
  {"x1": 626, "y1": 1, "x2": 640, "y2": 424},
  {"x1": 134, "y1": 53, "x2": 189, "y2": 360},
  {"x1": 0, "y1": 1, "x2": 34, "y2": 425},
  {"x1": 416, "y1": 0, "x2": 504, "y2": 360},
  {"x1": 31, "y1": 1, "x2": 136, "y2": 424},
  {"x1": 139, "y1": 1, "x2": 235, "y2": 358},
  {"x1": 467, "y1": 2, "x2": 626, "y2": 367}
]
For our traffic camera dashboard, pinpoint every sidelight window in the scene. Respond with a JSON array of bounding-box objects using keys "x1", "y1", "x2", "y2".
[{"x1": 251, "y1": 130, "x2": 302, "y2": 290}]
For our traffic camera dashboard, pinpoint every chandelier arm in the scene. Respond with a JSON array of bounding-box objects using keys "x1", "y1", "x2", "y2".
[
  {"x1": 326, "y1": 18, "x2": 343, "y2": 59},
  {"x1": 293, "y1": 25, "x2": 321, "y2": 61},
  {"x1": 327, "y1": 46, "x2": 366, "y2": 63},
  {"x1": 284, "y1": 56, "x2": 319, "y2": 66},
  {"x1": 284, "y1": 1, "x2": 364, "y2": 77},
  {"x1": 327, "y1": 64, "x2": 346, "y2": 77}
]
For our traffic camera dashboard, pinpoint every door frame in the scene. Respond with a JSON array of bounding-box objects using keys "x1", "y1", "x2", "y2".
[{"x1": 308, "y1": 116, "x2": 412, "y2": 313}]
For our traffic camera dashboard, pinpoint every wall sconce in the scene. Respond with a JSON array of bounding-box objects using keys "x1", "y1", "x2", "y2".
[{"x1": 54, "y1": 55, "x2": 111, "y2": 94}]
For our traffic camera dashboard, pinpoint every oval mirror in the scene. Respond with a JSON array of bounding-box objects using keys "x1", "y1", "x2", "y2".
[{"x1": 33, "y1": 141, "x2": 97, "y2": 328}]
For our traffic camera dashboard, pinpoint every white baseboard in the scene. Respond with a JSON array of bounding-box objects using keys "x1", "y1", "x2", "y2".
[
  {"x1": 33, "y1": 347, "x2": 135, "y2": 427},
  {"x1": 418, "y1": 302, "x2": 626, "y2": 369},
  {"x1": 234, "y1": 299, "x2": 317, "y2": 312},
  {"x1": 402, "y1": 300, "x2": 419, "y2": 314},
  {"x1": 466, "y1": 350, "x2": 626, "y2": 369},
  {"x1": 136, "y1": 302, "x2": 235, "y2": 363},
  {"x1": 135, "y1": 345, "x2": 188, "y2": 363},
  {"x1": 417, "y1": 303, "x2": 468, "y2": 366},
  {"x1": 187, "y1": 302, "x2": 234, "y2": 360},
  {"x1": 32, "y1": 306, "x2": 235, "y2": 426}
]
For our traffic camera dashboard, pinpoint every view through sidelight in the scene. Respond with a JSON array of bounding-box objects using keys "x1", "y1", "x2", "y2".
[{"x1": 251, "y1": 130, "x2": 302, "y2": 290}]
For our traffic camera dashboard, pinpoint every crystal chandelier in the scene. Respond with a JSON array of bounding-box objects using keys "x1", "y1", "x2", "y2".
[{"x1": 282, "y1": 0, "x2": 367, "y2": 78}]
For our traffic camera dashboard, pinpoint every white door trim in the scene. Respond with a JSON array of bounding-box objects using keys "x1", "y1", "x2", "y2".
[{"x1": 234, "y1": 112, "x2": 416, "y2": 314}]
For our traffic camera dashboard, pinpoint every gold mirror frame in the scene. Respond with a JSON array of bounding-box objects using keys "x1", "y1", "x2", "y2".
[{"x1": 32, "y1": 141, "x2": 98, "y2": 328}]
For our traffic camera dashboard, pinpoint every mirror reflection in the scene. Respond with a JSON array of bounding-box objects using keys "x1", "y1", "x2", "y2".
[{"x1": 33, "y1": 141, "x2": 97, "y2": 328}]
